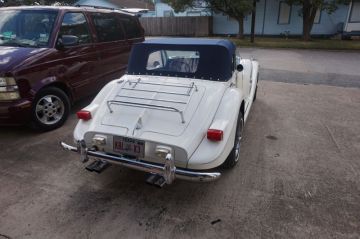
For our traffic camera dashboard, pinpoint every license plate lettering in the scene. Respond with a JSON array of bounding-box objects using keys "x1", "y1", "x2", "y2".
[{"x1": 113, "y1": 136, "x2": 145, "y2": 158}]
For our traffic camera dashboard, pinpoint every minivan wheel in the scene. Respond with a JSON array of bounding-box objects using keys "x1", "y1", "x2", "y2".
[{"x1": 31, "y1": 87, "x2": 70, "y2": 131}]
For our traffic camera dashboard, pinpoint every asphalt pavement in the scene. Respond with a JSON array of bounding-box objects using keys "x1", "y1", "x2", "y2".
[
  {"x1": 0, "y1": 48, "x2": 360, "y2": 239},
  {"x1": 240, "y1": 48, "x2": 360, "y2": 88}
]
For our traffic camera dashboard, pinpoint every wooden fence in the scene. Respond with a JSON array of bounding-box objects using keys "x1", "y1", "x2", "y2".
[{"x1": 139, "y1": 17, "x2": 213, "y2": 37}]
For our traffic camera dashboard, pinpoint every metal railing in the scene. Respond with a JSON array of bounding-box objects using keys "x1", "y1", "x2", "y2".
[{"x1": 106, "y1": 78, "x2": 198, "y2": 124}]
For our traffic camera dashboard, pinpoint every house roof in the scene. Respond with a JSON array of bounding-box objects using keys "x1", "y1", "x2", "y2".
[{"x1": 108, "y1": 0, "x2": 154, "y2": 10}]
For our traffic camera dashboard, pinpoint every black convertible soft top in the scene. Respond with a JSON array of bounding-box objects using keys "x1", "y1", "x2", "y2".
[{"x1": 127, "y1": 38, "x2": 237, "y2": 81}]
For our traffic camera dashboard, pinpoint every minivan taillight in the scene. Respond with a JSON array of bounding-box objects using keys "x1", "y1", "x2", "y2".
[{"x1": 77, "y1": 110, "x2": 92, "y2": 121}]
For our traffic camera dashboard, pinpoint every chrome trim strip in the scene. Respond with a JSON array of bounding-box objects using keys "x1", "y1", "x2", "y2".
[{"x1": 60, "y1": 142, "x2": 221, "y2": 183}]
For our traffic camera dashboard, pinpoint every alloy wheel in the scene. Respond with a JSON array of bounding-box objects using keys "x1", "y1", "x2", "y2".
[{"x1": 35, "y1": 95, "x2": 65, "y2": 125}]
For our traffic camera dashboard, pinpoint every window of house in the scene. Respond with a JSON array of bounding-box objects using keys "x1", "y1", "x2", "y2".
[
  {"x1": 314, "y1": 8, "x2": 321, "y2": 24},
  {"x1": 60, "y1": 12, "x2": 91, "y2": 44},
  {"x1": 349, "y1": 2, "x2": 360, "y2": 23},
  {"x1": 278, "y1": 2, "x2": 291, "y2": 24},
  {"x1": 91, "y1": 13, "x2": 125, "y2": 42}
]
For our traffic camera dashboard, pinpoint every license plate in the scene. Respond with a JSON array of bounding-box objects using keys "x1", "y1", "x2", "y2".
[{"x1": 113, "y1": 136, "x2": 145, "y2": 158}]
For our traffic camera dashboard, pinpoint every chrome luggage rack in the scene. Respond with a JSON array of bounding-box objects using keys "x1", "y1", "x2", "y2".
[{"x1": 106, "y1": 78, "x2": 198, "y2": 124}]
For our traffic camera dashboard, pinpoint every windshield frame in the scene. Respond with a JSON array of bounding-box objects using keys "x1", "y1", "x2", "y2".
[{"x1": 0, "y1": 9, "x2": 59, "y2": 48}]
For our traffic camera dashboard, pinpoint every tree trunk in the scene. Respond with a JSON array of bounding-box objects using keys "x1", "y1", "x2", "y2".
[
  {"x1": 302, "y1": 1, "x2": 318, "y2": 41},
  {"x1": 303, "y1": 17, "x2": 311, "y2": 41},
  {"x1": 237, "y1": 17, "x2": 244, "y2": 39},
  {"x1": 250, "y1": 0, "x2": 257, "y2": 43}
]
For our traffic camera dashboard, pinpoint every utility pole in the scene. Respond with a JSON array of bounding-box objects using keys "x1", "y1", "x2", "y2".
[{"x1": 250, "y1": 0, "x2": 257, "y2": 43}]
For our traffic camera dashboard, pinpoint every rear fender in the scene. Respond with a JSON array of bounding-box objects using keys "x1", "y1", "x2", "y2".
[
  {"x1": 187, "y1": 88, "x2": 243, "y2": 170},
  {"x1": 74, "y1": 79, "x2": 120, "y2": 141}
]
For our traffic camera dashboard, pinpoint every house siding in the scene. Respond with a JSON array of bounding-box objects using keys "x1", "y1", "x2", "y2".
[
  {"x1": 260, "y1": 1, "x2": 348, "y2": 36},
  {"x1": 149, "y1": 0, "x2": 351, "y2": 36},
  {"x1": 214, "y1": 0, "x2": 349, "y2": 36}
]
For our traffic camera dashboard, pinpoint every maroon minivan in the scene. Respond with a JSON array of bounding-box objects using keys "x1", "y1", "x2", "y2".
[{"x1": 0, "y1": 6, "x2": 144, "y2": 130}]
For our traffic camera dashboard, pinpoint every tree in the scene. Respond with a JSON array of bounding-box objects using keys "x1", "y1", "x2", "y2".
[
  {"x1": 285, "y1": 0, "x2": 349, "y2": 41},
  {"x1": 163, "y1": 0, "x2": 254, "y2": 39}
]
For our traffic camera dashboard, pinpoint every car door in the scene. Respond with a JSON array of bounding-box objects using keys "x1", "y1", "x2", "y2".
[
  {"x1": 54, "y1": 11, "x2": 98, "y2": 100},
  {"x1": 89, "y1": 12, "x2": 130, "y2": 88}
]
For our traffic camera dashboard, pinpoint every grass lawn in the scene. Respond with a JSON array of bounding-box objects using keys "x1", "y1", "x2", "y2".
[{"x1": 229, "y1": 37, "x2": 360, "y2": 50}]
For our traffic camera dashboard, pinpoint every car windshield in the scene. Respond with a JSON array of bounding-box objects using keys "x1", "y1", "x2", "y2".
[
  {"x1": 0, "y1": 10, "x2": 58, "y2": 48},
  {"x1": 128, "y1": 43, "x2": 234, "y2": 81}
]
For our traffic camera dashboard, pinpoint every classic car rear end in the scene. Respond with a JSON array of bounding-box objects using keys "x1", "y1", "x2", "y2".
[{"x1": 61, "y1": 38, "x2": 259, "y2": 186}]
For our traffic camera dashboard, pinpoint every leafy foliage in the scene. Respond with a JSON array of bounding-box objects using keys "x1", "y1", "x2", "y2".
[
  {"x1": 208, "y1": 0, "x2": 253, "y2": 19},
  {"x1": 162, "y1": 0, "x2": 195, "y2": 12},
  {"x1": 163, "y1": 0, "x2": 254, "y2": 39}
]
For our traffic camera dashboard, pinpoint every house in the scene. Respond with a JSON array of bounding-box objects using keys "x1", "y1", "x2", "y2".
[
  {"x1": 147, "y1": 0, "x2": 359, "y2": 37},
  {"x1": 153, "y1": 0, "x2": 209, "y2": 17},
  {"x1": 343, "y1": 1, "x2": 360, "y2": 37}
]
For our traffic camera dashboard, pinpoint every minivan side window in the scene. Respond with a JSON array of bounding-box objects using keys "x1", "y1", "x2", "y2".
[
  {"x1": 59, "y1": 12, "x2": 91, "y2": 44},
  {"x1": 119, "y1": 16, "x2": 142, "y2": 39},
  {"x1": 91, "y1": 13, "x2": 125, "y2": 42}
]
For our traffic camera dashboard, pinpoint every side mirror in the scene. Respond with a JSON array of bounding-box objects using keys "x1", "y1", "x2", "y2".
[
  {"x1": 236, "y1": 64, "x2": 244, "y2": 72},
  {"x1": 56, "y1": 35, "x2": 79, "y2": 50}
]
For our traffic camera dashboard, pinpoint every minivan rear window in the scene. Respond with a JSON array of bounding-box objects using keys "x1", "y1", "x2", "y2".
[
  {"x1": 91, "y1": 13, "x2": 125, "y2": 42},
  {"x1": 119, "y1": 17, "x2": 142, "y2": 39}
]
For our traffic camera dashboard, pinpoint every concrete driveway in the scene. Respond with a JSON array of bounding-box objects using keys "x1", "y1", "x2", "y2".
[{"x1": 0, "y1": 49, "x2": 360, "y2": 239}]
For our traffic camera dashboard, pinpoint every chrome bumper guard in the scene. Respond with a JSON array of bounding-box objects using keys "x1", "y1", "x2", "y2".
[{"x1": 60, "y1": 141, "x2": 221, "y2": 184}]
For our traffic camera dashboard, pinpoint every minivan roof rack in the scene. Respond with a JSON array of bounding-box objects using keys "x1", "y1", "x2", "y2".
[
  {"x1": 74, "y1": 4, "x2": 136, "y2": 16},
  {"x1": 75, "y1": 4, "x2": 120, "y2": 11}
]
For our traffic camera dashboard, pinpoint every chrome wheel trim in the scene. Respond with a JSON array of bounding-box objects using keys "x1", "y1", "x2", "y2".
[
  {"x1": 35, "y1": 95, "x2": 65, "y2": 125},
  {"x1": 234, "y1": 117, "x2": 244, "y2": 162}
]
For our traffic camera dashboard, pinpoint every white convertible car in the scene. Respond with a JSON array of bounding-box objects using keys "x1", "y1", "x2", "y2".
[{"x1": 61, "y1": 38, "x2": 259, "y2": 186}]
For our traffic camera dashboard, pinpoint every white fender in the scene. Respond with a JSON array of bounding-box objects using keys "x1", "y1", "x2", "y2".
[{"x1": 187, "y1": 88, "x2": 243, "y2": 170}]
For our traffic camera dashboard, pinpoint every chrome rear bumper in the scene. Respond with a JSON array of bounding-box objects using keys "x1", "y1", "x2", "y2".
[{"x1": 60, "y1": 141, "x2": 221, "y2": 184}]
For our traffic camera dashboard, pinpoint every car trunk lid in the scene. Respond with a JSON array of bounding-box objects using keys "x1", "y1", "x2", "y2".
[{"x1": 100, "y1": 76, "x2": 223, "y2": 139}]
